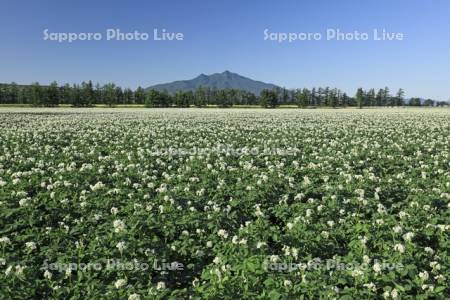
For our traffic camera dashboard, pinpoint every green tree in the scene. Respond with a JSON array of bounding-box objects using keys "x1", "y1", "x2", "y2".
[
  {"x1": 134, "y1": 87, "x2": 146, "y2": 104},
  {"x1": 71, "y1": 84, "x2": 82, "y2": 107},
  {"x1": 146, "y1": 89, "x2": 172, "y2": 107},
  {"x1": 317, "y1": 88, "x2": 325, "y2": 106},
  {"x1": 80, "y1": 81, "x2": 95, "y2": 106},
  {"x1": 115, "y1": 86, "x2": 124, "y2": 105},
  {"x1": 18, "y1": 86, "x2": 30, "y2": 104},
  {"x1": 329, "y1": 88, "x2": 338, "y2": 107},
  {"x1": 366, "y1": 89, "x2": 375, "y2": 106},
  {"x1": 8, "y1": 82, "x2": 19, "y2": 104},
  {"x1": 384, "y1": 87, "x2": 393, "y2": 106},
  {"x1": 395, "y1": 88, "x2": 405, "y2": 106},
  {"x1": 260, "y1": 89, "x2": 278, "y2": 108},
  {"x1": 375, "y1": 89, "x2": 383, "y2": 106},
  {"x1": 311, "y1": 88, "x2": 317, "y2": 106},
  {"x1": 145, "y1": 89, "x2": 159, "y2": 107},
  {"x1": 216, "y1": 90, "x2": 232, "y2": 108},
  {"x1": 184, "y1": 91, "x2": 194, "y2": 107},
  {"x1": 355, "y1": 88, "x2": 364, "y2": 109},
  {"x1": 241, "y1": 91, "x2": 257, "y2": 105},
  {"x1": 46, "y1": 81, "x2": 60, "y2": 107},
  {"x1": 280, "y1": 88, "x2": 289, "y2": 104},
  {"x1": 409, "y1": 98, "x2": 421, "y2": 106},
  {"x1": 0, "y1": 85, "x2": 5, "y2": 104},
  {"x1": 162, "y1": 90, "x2": 173, "y2": 107},
  {"x1": 30, "y1": 82, "x2": 44, "y2": 106},
  {"x1": 60, "y1": 84, "x2": 72, "y2": 105},
  {"x1": 123, "y1": 88, "x2": 134, "y2": 104},
  {"x1": 194, "y1": 86, "x2": 207, "y2": 107},
  {"x1": 174, "y1": 91, "x2": 184, "y2": 107},
  {"x1": 103, "y1": 83, "x2": 117, "y2": 107},
  {"x1": 423, "y1": 99, "x2": 434, "y2": 107},
  {"x1": 342, "y1": 93, "x2": 349, "y2": 107},
  {"x1": 296, "y1": 89, "x2": 309, "y2": 108}
]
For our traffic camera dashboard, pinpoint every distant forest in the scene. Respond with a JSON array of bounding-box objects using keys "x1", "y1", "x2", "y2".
[{"x1": 0, "y1": 81, "x2": 448, "y2": 108}]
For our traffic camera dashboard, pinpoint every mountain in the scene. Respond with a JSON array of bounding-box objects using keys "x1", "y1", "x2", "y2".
[{"x1": 146, "y1": 71, "x2": 279, "y2": 95}]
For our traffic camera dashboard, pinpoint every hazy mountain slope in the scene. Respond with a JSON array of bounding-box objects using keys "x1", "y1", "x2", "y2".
[{"x1": 146, "y1": 71, "x2": 279, "y2": 94}]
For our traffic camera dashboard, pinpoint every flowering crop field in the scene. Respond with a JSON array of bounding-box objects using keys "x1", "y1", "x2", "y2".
[{"x1": 0, "y1": 108, "x2": 449, "y2": 299}]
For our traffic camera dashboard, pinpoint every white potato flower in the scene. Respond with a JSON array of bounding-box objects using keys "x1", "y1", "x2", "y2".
[
  {"x1": 0, "y1": 237, "x2": 11, "y2": 244},
  {"x1": 116, "y1": 241, "x2": 127, "y2": 253},
  {"x1": 128, "y1": 294, "x2": 140, "y2": 300},
  {"x1": 114, "y1": 278, "x2": 127, "y2": 289},
  {"x1": 156, "y1": 281, "x2": 166, "y2": 290},
  {"x1": 393, "y1": 244, "x2": 405, "y2": 254},
  {"x1": 113, "y1": 220, "x2": 126, "y2": 233},
  {"x1": 25, "y1": 242, "x2": 37, "y2": 251}
]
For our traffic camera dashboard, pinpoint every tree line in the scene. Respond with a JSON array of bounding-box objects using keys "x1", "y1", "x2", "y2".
[
  {"x1": 0, "y1": 81, "x2": 144, "y2": 107},
  {"x1": 0, "y1": 81, "x2": 447, "y2": 108}
]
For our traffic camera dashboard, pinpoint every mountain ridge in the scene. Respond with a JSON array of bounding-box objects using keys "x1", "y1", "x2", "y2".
[{"x1": 146, "y1": 71, "x2": 279, "y2": 95}]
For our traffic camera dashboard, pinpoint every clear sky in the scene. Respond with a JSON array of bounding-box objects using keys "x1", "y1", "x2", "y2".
[{"x1": 1, "y1": 0, "x2": 449, "y2": 100}]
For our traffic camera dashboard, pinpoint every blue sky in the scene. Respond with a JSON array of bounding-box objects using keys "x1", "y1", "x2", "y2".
[{"x1": 1, "y1": 0, "x2": 449, "y2": 100}]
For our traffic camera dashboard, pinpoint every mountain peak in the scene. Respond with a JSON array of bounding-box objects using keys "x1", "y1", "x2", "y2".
[{"x1": 147, "y1": 71, "x2": 278, "y2": 95}]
